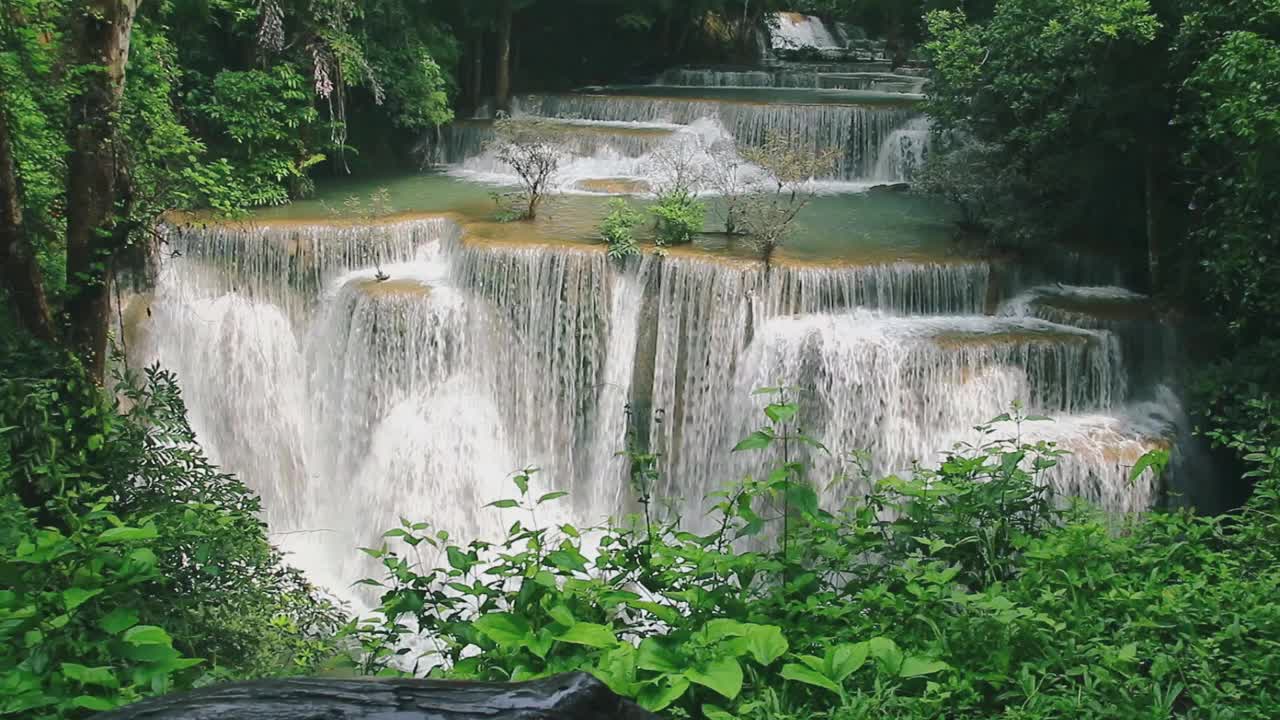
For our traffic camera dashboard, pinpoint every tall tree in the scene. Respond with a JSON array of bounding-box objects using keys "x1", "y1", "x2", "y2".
[
  {"x1": 61, "y1": 0, "x2": 142, "y2": 382},
  {"x1": 0, "y1": 91, "x2": 55, "y2": 343}
]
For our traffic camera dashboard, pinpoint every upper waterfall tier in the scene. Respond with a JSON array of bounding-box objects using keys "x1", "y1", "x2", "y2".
[
  {"x1": 513, "y1": 92, "x2": 921, "y2": 180},
  {"x1": 431, "y1": 118, "x2": 681, "y2": 167},
  {"x1": 656, "y1": 68, "x2": 926, "y2": 94}
]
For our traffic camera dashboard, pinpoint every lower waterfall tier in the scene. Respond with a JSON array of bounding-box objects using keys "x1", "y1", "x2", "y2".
[{"x1": 127, "y1": 215, "x2": 1187, "y2": 599}]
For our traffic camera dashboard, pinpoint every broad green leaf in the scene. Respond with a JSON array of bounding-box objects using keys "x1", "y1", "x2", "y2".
[
  {"x1": 637, "y1": 638, "x2": 681, "y2": 673},
  {"x1": 829, "y1": 642, "x2": 869, "y2": 682},
  {"x1": 537, "y1": 491, "x2": 569, "y2": 504},
  {"x1": 702, "y1": 704, "x2": 736, "y2": 720},
  {"x1": 637, "y1": 676, "x2": 690, "y2": 712},
  {"x1": 548, "y1": 604, "x2": 576, "y2": 627},
  {"x1": 685, "y1": 657, "x2": 743, "y2": 700},
  {"x1": 733, "y1": 430, "x2": 774, "y2": 452},
  {"x1": 784, "y1": 482, "x2": 820, "y2": 517},
  {"x1": 867, "y1": 637, "x2": 903, "y2": 675},
  {"x1": 62, "y1": 588, "x2": 103, "y2": 611},
  {"x1": 1129, "y1": 450, "x2": 1169, "y2": 484},
  {"x1": 97, "y1": 524, "x2": 157, "y2": 544},
  {"x1": 781, "y1": 663, "x2": 842, "y2": 695},
  {"x1": 487, "y1": 499, "x2": 520, "y2": 509},
  {"x1": 71, "y1": 696, "x2": 116, "y2": 711},
  {"x1": 123, "y1": 625, "x2": 172, "y2": 647},
  {"x1": 899, "y1": 656, "x2": 949, "y2": 678},
  {"x1": 589, "y1": 644, "x2": 637, "y2": 696},
  {"x1": 527, "y1": 629, "x2": 554, "y2": 660},
  {"x1": 473, "y1": 613, "x2": 531, "y2": 647},
  {"x1": 629, "y1": 601, "x2": 679, "y2": 624},
  {"x1": 765, "y1": 402, "x2": 798, "y2": 424},
  {"x1": 745, "y1": 625, "x2": 789, "y2": 666},
  {"x1": 555, "y1": 622, "x2": 618, "y2": 648},
  {"x1": 446, "y1": 547, "x2": 473, "y2": 572},
  {"x1": 546, "y1": 548, "x2": 587, "y2": 573},
  {"x1": 701, "y1": 618, "x2": 749, "y2": 642},
  {"x1": 797, "y1": 654, "x2": 825, "y2": 674},
  {"x1": 513, "y1": 474, "x2": 529, "y2": 495},
  {"x1": 61, "y1": 664, "x2": 118, "y2": 689}
]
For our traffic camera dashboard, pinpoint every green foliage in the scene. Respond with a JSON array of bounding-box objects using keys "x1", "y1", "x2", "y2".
[
  {"x1": 919, "y1": 0, "x2": 1280, "y2": 474},
  {"x1": 651, "y1": 191, "x2": 705, "y2": 246},
  {"x1": 0, "y1": 338, "x2": 345, "y2": 717},
  {"x1": 0, "y1": 489, "x2": 205, "y2": 715},
  {"x1": 1181, "y1": 28, "x2": 1280, "y2": 343},
  {"x1": 349, "y1": 395, "x2": 1280, "y2": 719},
  {"x1": 601, "y1": 199, "x2": 644, "y2": 260},
  {"x1": 194, "y1": 65, "x2": 325, "y2": 206}
]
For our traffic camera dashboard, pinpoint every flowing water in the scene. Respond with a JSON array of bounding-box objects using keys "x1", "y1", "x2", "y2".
[{"x1": 127, "y1": 61, "x2": 1195, "y2": 603}]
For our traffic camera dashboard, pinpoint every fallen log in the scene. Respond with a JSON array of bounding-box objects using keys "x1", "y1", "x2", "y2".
[{"x1": 98, "y1": 671, "x2": 657, "y2": 720}]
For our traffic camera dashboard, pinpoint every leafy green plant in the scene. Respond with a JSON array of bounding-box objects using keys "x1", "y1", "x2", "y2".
[
  {"x1": 600, "y1": 199, "x2": 644, "y2": 260},
  {"x1": 651, "y1": 191, "x2": 705, "y2": 246},
  {"x1": 0, "y1": 338, "x2": 345, "y2": 717},
  {"x1": 344, "y1": 388, "x2": 1280, "y2": 720},
  {"x1": 0, "y1": 487, "x2": 204, "y2": 716}
]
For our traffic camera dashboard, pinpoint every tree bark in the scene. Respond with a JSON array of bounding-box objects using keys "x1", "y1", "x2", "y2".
[
  {"x1": 0, "y1": 93, "x2": 57, "y2": 342},
  {"x1": 495, "y1": 0, "x2": 513, "y2": 114},
  {"x1": 97, "y1": 672, "x2": 658, "y2": 720},
  {"x1": 63, "y1": 0, "x2": 141, "y2": 383}
]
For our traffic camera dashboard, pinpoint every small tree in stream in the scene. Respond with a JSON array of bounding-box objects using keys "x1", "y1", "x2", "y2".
[
  {"x1": 740, "y1": 133, "x2": 840, "y2": 267},
  {"x1": 647, "y1": 138, "x2": 707, "y2": 246},
  {"x1": 705, "y1": 140, "x2": 752, "y2": 236},
  {"x1": 488, "y1": 116, "x2": 565, "y2": 221}
]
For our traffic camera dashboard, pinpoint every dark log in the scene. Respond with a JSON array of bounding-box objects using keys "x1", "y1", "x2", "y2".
[{"x1": 98, "y1": 672, "x2": 658, "y2": 720}]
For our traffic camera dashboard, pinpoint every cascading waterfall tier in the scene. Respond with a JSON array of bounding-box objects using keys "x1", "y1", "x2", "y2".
[
  {"x1": 656, "y1": 68, "x2": 925, "y2": 94},
  {"x1": 1000, "y1": 285, "x2": 1178, "y2": 386},
  {"x1": 433, "y1": 118, "x2": 680, "y2": 167},
  {"x1": 653, "y1": 309, "x2": 1131, "y2": 512},
  {"x1": 513, "y1": 94, "x2": 920, "y2": 180},
  {"x1": 133, "y1": 211, "x2": 1185, "y2": 599},
  {"x1": 158, "y1": 218, "x2": 460, "y2": 318}
]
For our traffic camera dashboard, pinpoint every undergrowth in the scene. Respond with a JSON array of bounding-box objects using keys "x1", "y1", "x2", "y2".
[{"x1": 351, "y1": 394, "x2": 1280, "y2": 719}]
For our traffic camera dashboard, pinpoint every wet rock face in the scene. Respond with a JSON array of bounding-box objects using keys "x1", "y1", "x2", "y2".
[{"x1": 98, "y1": 672, "x2": 658, "y2": 720}]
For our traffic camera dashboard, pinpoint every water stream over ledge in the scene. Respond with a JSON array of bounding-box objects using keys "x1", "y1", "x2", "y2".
[{"x1": 123, "y1": 63, "x2": 1202, "y2": 603}]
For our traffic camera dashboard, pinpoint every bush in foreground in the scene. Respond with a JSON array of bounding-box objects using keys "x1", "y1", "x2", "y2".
[{"x1": 353, "y1": 396, "x2": 1280, "y2": 719}]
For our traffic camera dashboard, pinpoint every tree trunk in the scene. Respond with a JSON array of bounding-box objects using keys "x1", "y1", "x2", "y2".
[
  {"x1": 495, "y1": 0, "x2": 513, "y2": 114},
  {"x1": 98, "y1": 672, "x2": 658, "y2": 720},
  {"x1": 63, "y1": 0, "x2": 140, "y2": 383},
  {"x1": 0, "y1": 94, "x2": 57, "y2": 343}
]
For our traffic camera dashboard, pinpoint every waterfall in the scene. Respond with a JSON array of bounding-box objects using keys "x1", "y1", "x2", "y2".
[
  {"x1": 514, "y1": 94, "x2": 921, "y2": 180},
  {"x1": 657, "y1": 69, "x2": 820, "y2": 89},
  {"x1": 770, "y1": 13, "x2": 844, "y2": 51},
  {"x1": 451, "y1": 242, "x2": 613, "y2": 497},
  {"x1": 586, "y1": 261, "x2": 653, "y2": 510},
  {"x1": 435, "y1": 119, "x2": 680, "y2": 167},
  {"x1": 1000, "y1": 285, "x2": 1179, "y2": 386},
  {"x1": 651, "y1": 309, "x2": 1129, "y2": 513},
  {"x1": 873, "y1": 117, "x2": 931, "y2": 183},
  {"x1": 135, "y1": 205, "x2": 1184, "y2": 598}
]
